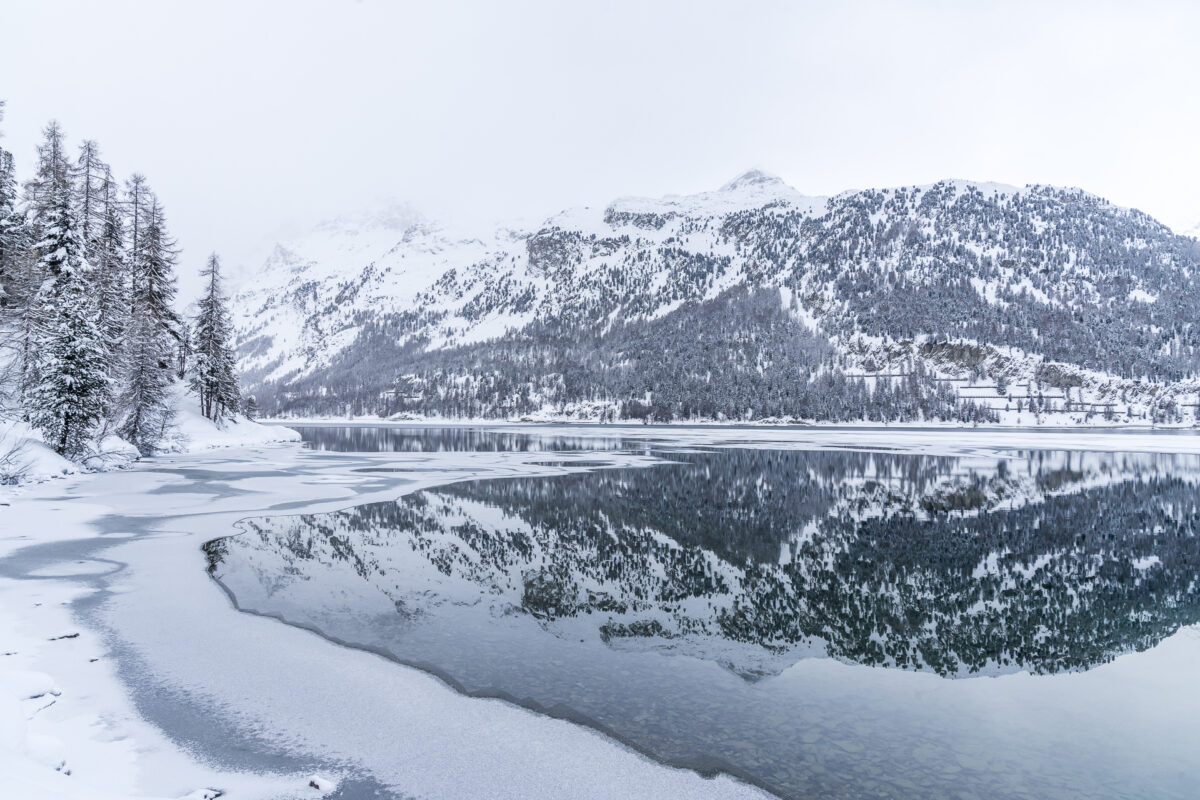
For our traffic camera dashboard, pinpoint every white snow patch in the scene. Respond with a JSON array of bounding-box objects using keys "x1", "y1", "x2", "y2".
[{"x1": 1132, "y1": 555, "x2": 1162, "y2": 571}]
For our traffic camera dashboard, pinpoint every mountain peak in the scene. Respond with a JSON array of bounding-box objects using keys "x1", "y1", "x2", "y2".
[
  {"x1": 721, "y1": 169, "x2": 788, "y2": 193},
  {"x1": 312, "y1": 202, "x2": 425, "y2": 235}
]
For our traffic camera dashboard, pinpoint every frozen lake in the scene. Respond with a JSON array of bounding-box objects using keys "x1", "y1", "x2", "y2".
[{"x1": 204, "y1": 426, "x2": 1200, "y2": 800}]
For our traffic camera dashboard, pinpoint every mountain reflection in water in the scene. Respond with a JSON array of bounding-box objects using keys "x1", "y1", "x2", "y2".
[{"x1": 206, "y1": 443, "x2": 1200, "y2": 800}]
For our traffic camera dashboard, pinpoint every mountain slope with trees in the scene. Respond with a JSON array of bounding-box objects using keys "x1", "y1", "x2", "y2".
[{"x1": 233, "y1": 172, "x2": 1200, "y2": 424}]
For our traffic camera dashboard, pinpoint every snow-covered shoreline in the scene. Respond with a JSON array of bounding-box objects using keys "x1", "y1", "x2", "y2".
[
  {"x1": 0, "y1": 436, "x2": 775, "y2": 800},
  {"x1": 0, "y1": 387, "x2": 300, "y2": 491},
  {"x1": 266, "y1": 413, "x2": 1200, "y2": 430},
  {"x1": 265, "y1": 417, "x2": 1200, "y2": 458},
  {"x1": 0, "y1": 443, "x2": 335, "y2": 800}
]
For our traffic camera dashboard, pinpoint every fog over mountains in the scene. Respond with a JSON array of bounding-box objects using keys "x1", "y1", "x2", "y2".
[{"x1": 232, "y1": 172, "x2": 1200, "y2": 424}]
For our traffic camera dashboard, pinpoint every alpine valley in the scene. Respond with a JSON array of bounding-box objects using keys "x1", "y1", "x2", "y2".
[{"x1": 232, "y1": 172, "x2": 1200, "y2": 425}]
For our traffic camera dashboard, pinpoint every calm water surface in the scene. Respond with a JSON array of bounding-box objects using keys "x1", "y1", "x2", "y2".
[{"x1": 207, "y1": 426, "x2": 1200, "y2": 799}]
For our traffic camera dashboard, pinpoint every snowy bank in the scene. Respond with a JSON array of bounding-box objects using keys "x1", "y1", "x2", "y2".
[
  {"x1": 0, "y1": 441, "x2": 771, "y2": 800},
  {"x1": 0, "y1": 386, "x2": 298, "y2": 491},
  {"x1": 269, "y1": 411, "x2": 1200, "y2": 432},
  {"x1": 0, "y1": 419, "x2": 81, "y2": 484},
  {"x1": 0, "y1": 568, "x2": 335, "y2": 800},
  {"x1": 160, "y1": 384, "x2": 300, "y2": 454}
]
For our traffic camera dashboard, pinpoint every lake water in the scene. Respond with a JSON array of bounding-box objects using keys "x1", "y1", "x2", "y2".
[{"x1": 206, "y1": 426, "x2": 1200, "y2": 799}]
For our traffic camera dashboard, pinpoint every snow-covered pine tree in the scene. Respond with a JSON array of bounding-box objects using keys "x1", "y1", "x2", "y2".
[
  {"x1": 27, "y1": 166, "x2": 109, "y2": 457},
  {"x1": 0, "y1": 101, "x2": 16, "y2": 296},
  {"x1": 23, "y1": 121, "x2": 70, "y2": 240},
  {"x1": 125, "y1": 173, "x2": 146, "y2": 257},
  {"x1": 176, "y1": 318, "x2": 191, "y2": 380},
  {"x1": 71, "y1": 140, "x2": 107, "y2": 249},
  {"x1": 16, "y1": 121, "x2": 73, "y2": 406},
  {"x1": 0, "y1": 101, "x2": 30, "y2": 406},
  {"x1": 0, "y1": 100, "x2": 25, "y2": 312},
  {"x1": 91, "y1": 166, "x2": 129, "y2": 427},
  {"x1": 189, "y1": 253, "x2": 240, "y2": 420},
  {"x1": 0, "y1": 105, "x2": 10, "y2": 272},
  {"x1": 68, "y1": 142, "x2": 132, "y2": 434},
  {"x1": 0, "y1": 145, "x2": 19, "y2": 306},
  {"x1": 118, "y1": 187, "x2": 180, "y2": 453},
  {"x1": 120, "y1": 313, "x2": 171, "y2": 454}
]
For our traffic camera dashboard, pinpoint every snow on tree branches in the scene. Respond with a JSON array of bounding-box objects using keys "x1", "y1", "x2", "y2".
[
  {"x1": 190, "y1": 253, "x2": 240, "y2": 421},
  {"x1": 0, "y1": 109, "x2": 244, "y2": 460}
]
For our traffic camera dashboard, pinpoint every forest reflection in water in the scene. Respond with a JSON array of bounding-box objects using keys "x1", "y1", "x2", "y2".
[
  {"x1": 208, "y1": 434, "x2": 1200, "y2": 800},
  {"x1": 295, "y1": 423, "x2": 647, "y2": 453}
]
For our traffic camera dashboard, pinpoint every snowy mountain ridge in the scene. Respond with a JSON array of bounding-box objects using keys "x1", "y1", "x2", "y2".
[{"x1": 231, "y1": 172, "x2": 1200, "y2": 423}]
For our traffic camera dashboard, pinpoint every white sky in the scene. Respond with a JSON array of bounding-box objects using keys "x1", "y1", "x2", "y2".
[{"x1": 2, "y1": 0, "x2": 1198, "y2": 298}]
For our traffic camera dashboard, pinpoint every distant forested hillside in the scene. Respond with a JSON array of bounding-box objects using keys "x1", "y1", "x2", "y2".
[{"x1": 232, "y1": 172, "x2": 1200, "y2": 424}]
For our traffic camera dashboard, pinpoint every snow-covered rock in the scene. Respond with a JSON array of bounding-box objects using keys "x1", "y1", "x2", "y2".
[{"x1": 0, "y1": 421, "x2": 81, "y2": 486}]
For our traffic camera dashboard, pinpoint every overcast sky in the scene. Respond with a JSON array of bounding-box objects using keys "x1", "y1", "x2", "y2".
[{"x1": 2, "y1": 0, "x2": 1198, "y2": 297}]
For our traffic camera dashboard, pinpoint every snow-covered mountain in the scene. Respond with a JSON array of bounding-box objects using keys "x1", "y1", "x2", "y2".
[{"x1": 231, "y1": 173, "x2": 1200, "y2": 423}]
